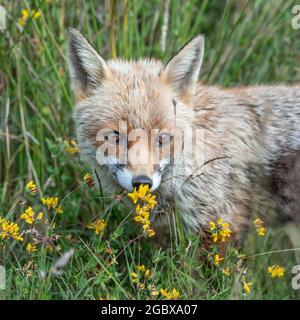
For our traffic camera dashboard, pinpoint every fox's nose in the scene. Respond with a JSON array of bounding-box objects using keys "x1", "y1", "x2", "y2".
[{"x1": 132, "y1": 175, "x2": 152, "y2": 189}]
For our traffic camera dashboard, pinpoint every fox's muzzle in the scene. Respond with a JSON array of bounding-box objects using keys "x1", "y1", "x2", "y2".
[{"x1": 132, "y1": 175, "x2": 153, "y2": 189}]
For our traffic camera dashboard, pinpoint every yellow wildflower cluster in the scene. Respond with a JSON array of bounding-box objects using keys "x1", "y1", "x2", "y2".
[
  {"x1": 83, "y1": 173, "x2": 95, "y2": 187},
  {"x1": 130, "y1": 264, "x2": 159, "y2": 295},
  {"x1": 268, "y1": 265, "x2": 285, "y2": 278},
  {"x1": 41, "y1": 197, "x2": 63, "y2": 213},
  {"x1": 41, "y1": 197, "x2": 58, "y2": 209},
  {"x1": 0, "y1": 217, "x2": 23, "y2": 241},
  {"x1": 209, "y1": 218, "x2": 231, "y2": 242},
  {"x1": 160, "y1": 288, "x2": 180, "y2": 300},
  {"x1": 213, "y1": 254, "x2": 223, "y2": 266},
  {"x1": 20, "y1": 207, "x2": 43, "y2": 225},
  {"x1": 130, "y1": 267, "x2": 152, "y2": 282},
  {"x1": 26, "y1": 181, "x2": 37, "y2": 194},
  {"x1": 87, "y1": 219, "x2": 106, "y2": 236},
  {"x1": 135, "y1": 264, "x2": 152, "y2": 279},
  {"x1": 253, "y1": 218, "x2": 267, "y2": 236},
  {"x1": 128, "y1": 185, "x2": 157, "y2": 238},
  {"x1": 242, "y1": 276, "x2": 253, "y2": 294},
  {"x1": 20, "y1": 207, "x2": 34, "y2": 224},
  {"x1": 26, "y1": 243, "x2": 37, "y2": 254},
  {"x1": 65, "y1": 140, "x2": 80, "y2": 155},
  {"x1": 18, "y1": 9, "x2": 41, "y2": 27}
]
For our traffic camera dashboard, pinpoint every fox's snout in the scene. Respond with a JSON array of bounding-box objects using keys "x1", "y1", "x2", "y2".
[
  {"x1": 132, "y1": 175, "x2": 152, "y2": 189},
  {"x1": 115, "y1": 163, "x2": 162, "y2": 192}
]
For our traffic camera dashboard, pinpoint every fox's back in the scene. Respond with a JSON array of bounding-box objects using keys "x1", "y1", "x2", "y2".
[
  {"x1": 194, "y1": 84, "x2": 300, "y2": 155},
  {"x1": 229, "y1": 85, "x2": 300, "y2": 155}
]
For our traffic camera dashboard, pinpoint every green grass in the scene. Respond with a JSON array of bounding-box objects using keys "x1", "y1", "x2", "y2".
[{"x1": 1, "y1": 0, "x2": 300, "y2": 300}]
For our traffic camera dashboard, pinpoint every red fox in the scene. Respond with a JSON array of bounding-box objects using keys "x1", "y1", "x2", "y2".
[{"x1": 67, "y1": 28, "x2": 300, "y2": 236}]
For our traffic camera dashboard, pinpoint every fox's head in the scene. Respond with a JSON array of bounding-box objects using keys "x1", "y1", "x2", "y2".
[{"x1": 67, "y1": 28, "x2": 204, "y2": 193}]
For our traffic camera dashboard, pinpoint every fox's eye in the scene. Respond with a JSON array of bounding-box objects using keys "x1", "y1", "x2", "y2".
[
  {"x1": 157, "y1": 133, "x2": 172, "y2": 147},
  {"x1": 105, "y1": 131, "x2": 120, "y2": 145}
]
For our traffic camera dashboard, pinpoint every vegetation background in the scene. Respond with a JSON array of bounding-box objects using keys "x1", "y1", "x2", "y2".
[{"x1": 0, "y1": 0, "x2": 300, "y2": 300}]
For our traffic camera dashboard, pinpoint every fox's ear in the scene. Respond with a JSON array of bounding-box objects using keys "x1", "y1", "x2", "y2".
[
  {"x1": 67, "y1": 28, "x2": 109, "y2": 100},
  {"x1": 161, "y1": 35, "x2": 204, "y2": 98}
]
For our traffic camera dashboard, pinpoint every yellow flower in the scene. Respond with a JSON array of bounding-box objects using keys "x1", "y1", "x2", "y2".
[
  {"x1": 137, "y1": 184, "x2": 150, "y2": 198},
  {"x1": 209, "y1": 222, "x2": 216, "y2": 231},
  {"x1": 21, "y1": 9, "x2": 29, "y2": 19},
  {"x1": 222, "y1": 267, "x2": 231, "y2": 276},
  {"x1": 143, "y1": 193, "x2": 157, "y2": 209},
  {"x1": 0, "y1": 217, "x2": 23, "y2": 241},
  {"x1": 166, "y1": 292, "x2": 172, "y2": 300},
  {"x1": 26, "y1": 180, "x2": 37, "y2": 194},
  {"x1": 41, "y1": 197, "x2": 59, "y2": 209},
  {"x1": 128, "y1": 184, "x2": 154, "y2": 204},
  {"x1": 172, "y1": 288, "x2": 180, "y2": 299},
  {"x1": 257, "y1": 226, "x2": 266, "y2": 237},
  {"x1": 127, "y1": 189, "x2": 140, "y2": 204},
  {"x1": 145, "y1": 228, "x2": 155, "y2": 237},
  {"x1": 130, "y1": 272, "x2": 138, "y2": 283},
  {"x1": 143, "y1": 222, "x2": 151, "y2": 231},
  {"x1": 160, "y1": 288, "x2": 179, "y2": 300},
  {"x1": 268, "y1": 265, "x2": 285, "y2": 278},
  {"x1": 160, "y1": 288, "x2": 172, "y2": 299},
  {"x1": 217, "y1": 218, "x2": 223, "y2": 225},
  {"x1": 134, "y1": 215, "x2": 143, "y2": 223},
  {"x1": 20, "y1": 207, "x2": 35, "y2": 224},
  {"x1": 219, "y1": 228, "x2": 232, "y2": 242},
  {"x1": 253, "y1": 218, "x2": 264, "y2": 226},
  {"x1": 87, "y1": 219, "x2": 106, "y2": 235},
  {"x1": 83, "y1": 173, "x2": 95, "y2": 187},
  {"x1": 65, "y1": 140, "x2": 80, "y2": 154},
  {"x1": 17, "y1": 9, "x2": 29, "y2": 26},
  {"x1": 55, "y1": 206, "x2": 64, "y2": 214},
  {"x1": 209, "y1": 218, "x2": 231, "y2": 243},
  {"x1": 26, "y1": 243, "x2": 37, "y2": 253},
  {"x1": 32, "y1": 10, "x2": 41, "y2": 19},
  {"x1": 222, "y1": 222, "x2": 230, "y2": 229},
  {"x1": 135, "y1": 264, "x2": 153, "y2": 281},
  {"x1": 213, "y1": 254, "x2": 224, "y2": 266},
  {"x1": 65, "y1": 146, "x2": 80, "y2": 154},
  {"x1": 212, "y1": 233, "x2": 218, "y2": 243},
  {"x1": 137, "y1": 264, "x2": 146, "y2": 272},
  {"x1": 242, "y1": 278, "x2": 253, "y2": 294},
  {"x1": 17, "y1": 9, "x2": 41, "y2": 27},
  {"x1": 253, "y1": 218, "x2": 267, "y2": 237},
  {"x1": 160, "y1": 288, "x2": 167, "y2": 295},
  {"x1": 37, "y1": 212, "x2": 43, "y2": 220},
  {"x1": 138, "y1": 283, "x2": 145, "y2": 290},
  {"x1": 144, "y1": 269, "x2": 153, "y2": 278},
  {"x1": 135, "y1": 205, "x2": 149, "y2": 219},
  {"x1": 128, "y1": 184, "x2": 156, "y2": 238}
]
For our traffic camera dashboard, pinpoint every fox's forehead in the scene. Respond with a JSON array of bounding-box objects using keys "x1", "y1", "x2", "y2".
[{"x1": 93, "y1": 59, "x2": 175, "y2": 130}]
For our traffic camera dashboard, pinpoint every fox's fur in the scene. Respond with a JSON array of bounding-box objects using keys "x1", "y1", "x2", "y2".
[{"x1": 67, "y1": 28, "x2": 300, "y2": 236}]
